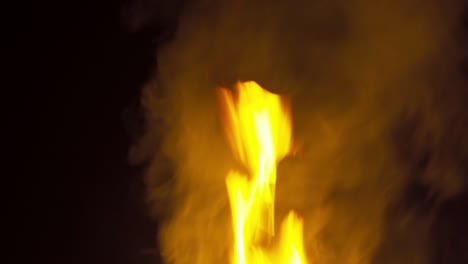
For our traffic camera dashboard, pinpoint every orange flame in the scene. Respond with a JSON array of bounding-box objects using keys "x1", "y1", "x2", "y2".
[{"x1": 219, "y1": 81, "x2": 308, "y2": 264}]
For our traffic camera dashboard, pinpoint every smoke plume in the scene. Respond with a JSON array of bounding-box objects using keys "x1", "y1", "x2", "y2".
[{"x1": 128, "y1": 0, "x2": 468, "y2": 263}]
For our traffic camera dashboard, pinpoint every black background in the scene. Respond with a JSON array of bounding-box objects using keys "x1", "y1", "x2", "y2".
[{"x1": 17, "y1": 0, "x2": 182, "y2": 263}]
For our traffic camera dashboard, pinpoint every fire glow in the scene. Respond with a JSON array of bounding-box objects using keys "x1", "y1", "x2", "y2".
[{"x1": 218, "y1": 81, "x2": 308, "y2": 264}]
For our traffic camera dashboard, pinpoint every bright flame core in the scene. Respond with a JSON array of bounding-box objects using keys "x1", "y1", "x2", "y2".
[{"x1": 219, "y1": 81, "x2": 308, "y2": 264}]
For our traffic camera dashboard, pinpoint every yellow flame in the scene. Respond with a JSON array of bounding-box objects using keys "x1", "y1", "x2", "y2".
[{"x1": 219, "y1": 81, "x2": 308, "y2": 264}]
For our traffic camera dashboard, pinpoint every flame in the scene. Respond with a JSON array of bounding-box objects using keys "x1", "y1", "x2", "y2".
[{"x1": 219, "y1": 81, "x2": 308, "y2": 264}]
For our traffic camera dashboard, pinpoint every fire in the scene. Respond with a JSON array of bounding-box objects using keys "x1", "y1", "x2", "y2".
[{"x1": 219, "y1": 81, "x2": 308, "y2": 264}]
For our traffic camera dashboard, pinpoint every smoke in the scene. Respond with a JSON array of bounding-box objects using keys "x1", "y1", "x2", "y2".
[{"x1": 128, "y1": 0, "x2": 468, "y2": 263}]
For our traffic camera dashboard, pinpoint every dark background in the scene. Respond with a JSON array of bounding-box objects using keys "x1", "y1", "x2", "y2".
[
  {"x1": 18, "y1": 0, "x2": 183, "y2": 263},
  {"x1": 16, "y1": 0, "x2": 467, "y2": 264}
]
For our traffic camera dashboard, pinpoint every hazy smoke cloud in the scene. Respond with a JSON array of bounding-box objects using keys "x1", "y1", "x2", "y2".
[{"x1": 129, "y1": 0, "x2": 468, "y2": 263}]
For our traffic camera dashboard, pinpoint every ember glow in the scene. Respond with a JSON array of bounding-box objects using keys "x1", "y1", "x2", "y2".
[{"x1": 218, "y1": 81, "x2": 308, "y2": 264}]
